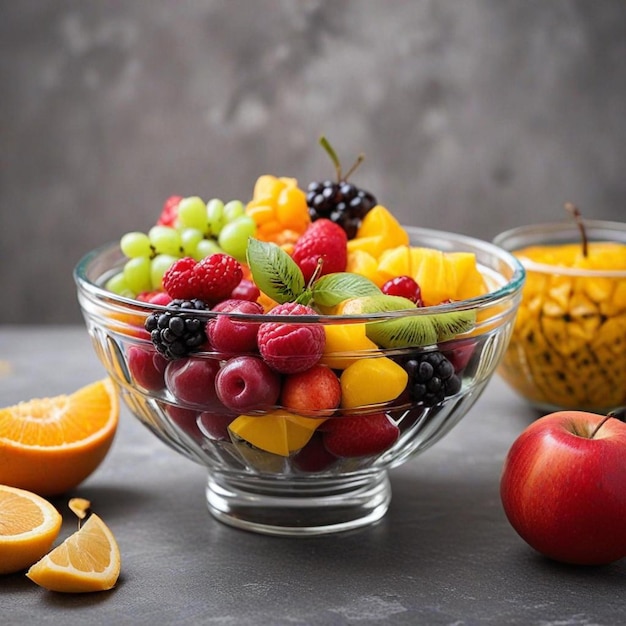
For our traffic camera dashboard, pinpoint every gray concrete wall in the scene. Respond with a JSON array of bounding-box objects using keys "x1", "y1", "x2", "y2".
[{"x1": 2, "y1": 0, "x2": 625, "y2": 324}]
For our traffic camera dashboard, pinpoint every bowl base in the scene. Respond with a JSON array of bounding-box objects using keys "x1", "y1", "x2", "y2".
[{"x1": 206, "y1": 470, "x2": 391, "y2": 536}]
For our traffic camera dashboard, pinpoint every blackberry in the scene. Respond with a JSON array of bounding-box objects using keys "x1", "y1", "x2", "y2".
[
  {"x1": 145, "y1": 298, "x2": 208, "y2": 360},
  {"x1": 306, "y1": 137, "x2": 377, "y2": 239},
  {"x1": 404, "y1": 351, "x2": 462, "y2": 407}
]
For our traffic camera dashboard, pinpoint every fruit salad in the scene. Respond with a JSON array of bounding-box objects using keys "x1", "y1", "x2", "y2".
[
  {"x1": 96, "y1": 140, "x2": 496, "y2": 474},
  {"x1": 497, "y1": 208, "x2": 626, "y2": 411}
]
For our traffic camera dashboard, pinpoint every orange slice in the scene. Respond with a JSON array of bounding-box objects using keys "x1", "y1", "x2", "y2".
[
  {"x1": 0, "y1": 485, "x2": 62, "y2": 575},
  {"x1": 27, "y1": 510, "x2": 121, "y2": 593},
  {"x1": 0, "y1": 379, "x2": 119, "y2": 496}
]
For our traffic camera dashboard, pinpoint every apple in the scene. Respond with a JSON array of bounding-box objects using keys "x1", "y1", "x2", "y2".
[{"x1": 500, "y1": 409, "x2": 626, "y2": 565}]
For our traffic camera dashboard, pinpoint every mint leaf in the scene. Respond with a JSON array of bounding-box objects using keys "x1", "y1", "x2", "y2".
[
  {"x1": 312, "y1": 272, "x2": 381, "y2": 308},
  {"x1": 246, "y1": 238, "x2": 305, "y2": 304}
]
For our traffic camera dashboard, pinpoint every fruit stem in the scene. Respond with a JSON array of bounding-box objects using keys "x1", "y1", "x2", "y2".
[
  {"x1": 565, "y1": 202, "x2": 588, "y2": 258},
  {"x1": 589, "y1": 416, "x2": 611, "y2": 439},
  {"x1": 319, "y1": 135, "x2": 366, "y2": 183},
  {"x1": 589, "y1": 408, "x2": 626, "y2": 439},
  {"x1": 319, "y1": 135, "x2": 343, "y2": 182},
  {"x1": 343, "y1": 153, "x2": 366, "y2": 181},
  {"x1": 308, "y1": 257, "x2": 325, "y2": 287}
]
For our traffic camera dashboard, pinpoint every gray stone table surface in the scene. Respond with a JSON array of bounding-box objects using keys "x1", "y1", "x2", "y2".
[{"x1": 1, "y1": 326, "x2": 624, "y2": 625}]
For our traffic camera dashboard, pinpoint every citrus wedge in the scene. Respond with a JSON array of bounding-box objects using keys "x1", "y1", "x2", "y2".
[
  {"x1": 0, "y1": 379, "x2": 119, "y2": 496},
  {"x1": 27, "y1": 511, "x2": 121, "y2": 593},
  {"x1": 0, "y1": 485, "x2": 62, "y2": 575}
]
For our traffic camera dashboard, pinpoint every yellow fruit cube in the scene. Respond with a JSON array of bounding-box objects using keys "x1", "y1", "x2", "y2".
[
  {"x1": 410, "y1": 247, "x2": 449, "y2": 306},
  {"x1": 340, "y1": 357, "x2": 408, "y2": 409},
  {"x1": 345, "y1": 250, "x2": 384, "y2": 286},
  {"x1": 320, "y1": 324, "x2": 379, "y2": 369},
  {"x1": 377, "y1": 245, "x2": 411, "y2": 282},
  {"x1": 349, "y1": 205, "x2": 409, "y2": 260},
  {"x1": 229, "y1": 410, "x2": 326, "y2": 456}
]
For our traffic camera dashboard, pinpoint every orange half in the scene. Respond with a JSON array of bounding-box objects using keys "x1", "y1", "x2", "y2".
[{"x1": 0, "y1": 379, "x2": 119, "y2": 496}]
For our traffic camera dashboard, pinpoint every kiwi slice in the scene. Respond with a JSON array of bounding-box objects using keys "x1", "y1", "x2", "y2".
[
  {"x1": 341, "y1": 294, "x2": 416, "y2": 314},
  {"x1": 430, "y1": 309, "x2": 476, "y2": 341},
  {"x1": 366, "y1": 309, "x2": 476, "y2": 349},
  {"x1": 366, "y1": 316, "x2": 438, "y2": 348}
]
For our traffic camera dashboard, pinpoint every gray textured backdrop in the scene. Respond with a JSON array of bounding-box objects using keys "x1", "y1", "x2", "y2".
[{"x1": 2, "y1": 0, "x2": 625, "y2": 324}]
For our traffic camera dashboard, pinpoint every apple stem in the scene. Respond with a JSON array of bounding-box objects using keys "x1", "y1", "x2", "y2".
[
  {"x1": 588, "y1": 410, "x2": 626, "y2": 439},
  {"x1": 565, "y1": 202, "x2": 588, "y2": 258}
]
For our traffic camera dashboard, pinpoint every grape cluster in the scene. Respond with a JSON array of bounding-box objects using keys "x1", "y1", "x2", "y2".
[
  {"x1": 306, "y1": 180, "x2": 377, "y2": 239},
  {"x1": 106, "y1": 197, "x2": 256, "y2": 298}
]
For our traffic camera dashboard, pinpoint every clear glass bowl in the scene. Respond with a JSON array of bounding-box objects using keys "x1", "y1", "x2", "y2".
[
  {"x1": 75, "y1": 226, "x2": 524, "y2": 536},
  {"x1": 494, "y1": 220, "x2": 626, "y2": 413}
]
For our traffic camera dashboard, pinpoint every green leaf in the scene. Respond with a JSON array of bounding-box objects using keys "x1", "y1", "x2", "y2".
[
  {"x1": 311, "y1": 273, "x2": 381, "y2": 308},
  {"x1": 246, "y1": 238, "x2": 305, "y2": 304}
]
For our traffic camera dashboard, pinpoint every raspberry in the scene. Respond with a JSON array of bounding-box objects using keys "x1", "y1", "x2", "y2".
[
  {"x1": 257, "y1": 302, "x2": 325, "y2": 374},
  {"x1": 291, "y1": 219, "x2": 347, "y2": 283},
  {"x1": 163, "y1": 254, "x2": 243, "y2": 305},
  {"x1": 381, "y1": 276, "x2": 423, "y2": 306},
  {"x1": 157, "y1": 195, "x2": 183, "y2": 227}
]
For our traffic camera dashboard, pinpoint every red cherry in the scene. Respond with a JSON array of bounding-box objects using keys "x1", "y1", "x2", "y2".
[{"x1": 381, "y1": 276, "x2": 423, "y2": 305}]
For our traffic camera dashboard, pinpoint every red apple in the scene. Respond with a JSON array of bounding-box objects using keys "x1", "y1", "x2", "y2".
[{"x1": 500, "y1": 410, "x2": 626, "y2": 565}]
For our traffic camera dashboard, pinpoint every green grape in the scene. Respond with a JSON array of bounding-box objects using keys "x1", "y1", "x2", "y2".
[
  {"x1": 206, "y1": 198, "x2": 225, "y2": 235},
  {"x1": 180, "y1": 227, "x2": 204, "y2": 258},
  {"x1": 106, "y1": 271, "x2": 133, "y2": 296},
  {"x1": 120, "y1": 232, "x2": 152, "y2": 258},
  {"x1": 148, "y1": 225, "x2": 183, "y2": 256},
  {"x1": 218, "y1": 215, "x2": 257, "y2": 262},
  {"x1": 151, "y1": 254, "x2": 178, "y2": 290},
  {"x1": 196, "y1": 238, "x2": 223, "y2": 260},
  {"x1": 177, "y1": 196, "x2": 208, "y2": 231},
  {"x1": 123, "y1": 257, "x2": 153, "y2": 294},
  {"x1": 223, "y1": 200, "x2": 245, "y2": 223}
]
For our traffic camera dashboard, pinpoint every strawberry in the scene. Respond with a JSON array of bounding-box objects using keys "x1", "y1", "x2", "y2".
[
  {"x1": 257, "y1": 302, "x2": 325, "y2": 373},
  {"x1": 157, "y1": 195, "x2": 183, "y2": 227},
  {"x1": 163, "y1": 254, "x2": 243, "y2": 305},
  {"x1": 292, "y1": 218, "x2": 347, "y2": 283},
  {"x1": 322, "y1": 413, "x2": 400, "y2": 457}
]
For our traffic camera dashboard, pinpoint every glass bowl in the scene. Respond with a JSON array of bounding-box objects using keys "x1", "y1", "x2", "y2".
[
  {"x1": 75, "y1": 226, "x2": 524, "y2": 536},
  {"x1": 494, "y1": 220, "x2": 626, "y2": 413}
]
